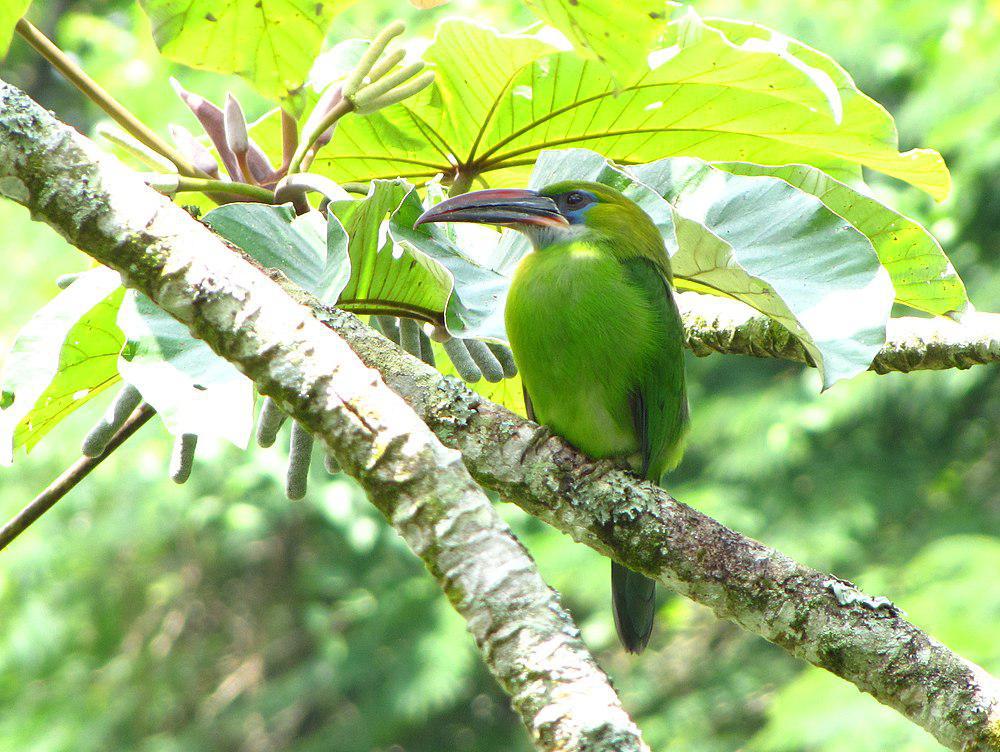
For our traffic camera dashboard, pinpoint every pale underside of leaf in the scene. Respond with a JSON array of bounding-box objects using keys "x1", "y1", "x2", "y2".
[
  {"x1": 118, "y1": 291, "x2": 254, "y2": 447},
  {"x1": 713, "y1": 161, "x2": 967, "y2": 316}
]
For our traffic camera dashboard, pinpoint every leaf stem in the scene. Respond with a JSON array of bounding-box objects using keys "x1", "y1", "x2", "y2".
[
  {"x1": 175, "y1": 176, "x2": 274, "y2": 202},
  {"x1": 0, "y1": 403, "x2": 156, "y2": 553},
  {"x1": 15, "y1": 19, "x2": 204, "y2": 178}
]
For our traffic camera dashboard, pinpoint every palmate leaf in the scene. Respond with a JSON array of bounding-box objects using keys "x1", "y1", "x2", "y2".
[
  {"x1": 138, "y1": 0, "x2": 354, "y2": 102},
  {"x1": 494, "y1": 149, "x2": 894, "y2": 387},
  {"x1": 313, "y1": 13, "x2": 949, "y2": 199},
  {"x1": 0, "y1": 269, "x2": 125, "y2": 464},
  {"x1": 118, "y1": 291, "x2": 255, "y2": 448},
  {"x1": 713, "y1": 162, "x2": 968, "y2": 316},
  {"x1": 523, "y1": 0, "x2": 678, "y2": 81}
]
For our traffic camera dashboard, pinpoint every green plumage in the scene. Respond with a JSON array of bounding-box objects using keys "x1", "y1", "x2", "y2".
[
  {"x1": 415, "y1": 179, "x2": 689, "y2": 653},
  {"x1": 504, "y1": 181, "x2": 689, "y2": 653}
]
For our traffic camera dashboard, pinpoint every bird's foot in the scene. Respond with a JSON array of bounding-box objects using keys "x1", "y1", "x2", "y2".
[{"x1": 519, "y1": 425, "x2": 553, "y2": 465}]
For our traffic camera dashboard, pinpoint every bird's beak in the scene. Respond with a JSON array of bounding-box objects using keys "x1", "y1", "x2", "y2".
[{"x1": 415, "y1": 189, "x2": 568, "y2": 228}]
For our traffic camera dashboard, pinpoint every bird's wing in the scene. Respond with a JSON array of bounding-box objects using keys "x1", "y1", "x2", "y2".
[
  {"x1": 522, "y1": 385, "x2": 536, "y2": 422},
  {"x1": 623, "y1": 257, "x2": 690, "y2": 483}
]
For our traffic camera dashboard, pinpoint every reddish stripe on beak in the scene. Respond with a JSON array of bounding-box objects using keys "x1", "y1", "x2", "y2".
[{"x1": 415, "y1": 189, "x2": 568, "y2": 228}]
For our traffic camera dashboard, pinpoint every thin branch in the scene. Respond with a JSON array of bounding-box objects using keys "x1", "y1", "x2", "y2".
[
  {"x1": 1, "y1": 78, "x2": 999, "y2": 752},
  {"x1": 15, "y1": 19, "x2": 204, "y2": 178},
  {"x1": 0, "y1": 79, "x2": 648, "y2": 752},
  {"x1": 678, "y1": 292, "x2": 1000, "y2": 373},
  {"x1": 0, "y1": 404, "x2": 155, "y2": 552}
]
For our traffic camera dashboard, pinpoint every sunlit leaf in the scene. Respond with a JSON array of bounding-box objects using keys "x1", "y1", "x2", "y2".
[
  {"x1": 713, "y1": 162, "x2": 968, "y2": 316},
  {"x1": 0, "y1": 1, "x2": 29, "y2": 57},
  {"x1": 703, "y1": 16, "x2": 951, "y2": 200},
  {"x1": 0, "y1": 269, "x2": 124, "y2": 464},
  {"x1": 524, "y1": 0, "x2": 676, "y2": 80},
  {"x1": 117, "y1": 291, "x2": 255, "y2": 447},
  {"x1": 313, "y1": 15, "x2": 947, "y2": 198},
  {"x1": 138, "y1": 0, "x2": 354, "y2": 101},
  {"x1": 328, "y1": 180, "x2": 510, "y2": 338}
]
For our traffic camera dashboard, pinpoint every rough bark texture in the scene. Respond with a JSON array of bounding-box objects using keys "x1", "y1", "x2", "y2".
[
  {"x1": 2, "y1": 79, "x2": 999, "y2": 752},
  {"x1": 0, "y1": 79, "x2": 649, "y2": 752}
]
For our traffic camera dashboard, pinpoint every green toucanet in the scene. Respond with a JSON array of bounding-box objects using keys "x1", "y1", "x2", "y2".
[{"x1": 416, "y1": 182, "x2": 689, "y2": 653}]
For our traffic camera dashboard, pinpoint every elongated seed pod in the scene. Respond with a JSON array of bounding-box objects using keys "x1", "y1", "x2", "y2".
[
  {"x1": 464, "y1": 340, "x2": 505, "y2": 383},
  {"x1": 324, "y1": 453, "x2": 341, "y2": 475},
  {"x1": 418, "y1": 329, "x2": 436, "y2": 367},
  {"x1": 374, "y1": 315, "x2": 401, "y2": 344},
  {"x1": 256, "y1": 397, "x2": 287, "y2": 448},
  {"x1": 365, "y1": 48, "x2": 405, "y2": 85},
  {"x1": 286, "y1": 421, "x2": 314, "y2": 500},
  {"x1": 443, "y1": 338, "x2": 482, "y2": 383},
  {"x1": 170, "y1": 433, "x2": 198, "y2": 484},
  {"x1": 341, "y1": 21, "x2": 406, "y2": 96},
  {"x1": 82, "y1": 385, "x2": 143, "y2": 457},
  {"x1": 399, "y1": 317, "x2": 422, "y2": 358},
  {"x1": 356, "y1": 61, "x2": 424, "y2": 103},
  {"x1": 355, "y1": 71, "x2": 434, "y2": 113},
  {"x1": 169, "y1": 78, "x2": 241, "y2": 180},
  {"x1": 487, "y1": 342, "x2": 518, "y2": 378}
]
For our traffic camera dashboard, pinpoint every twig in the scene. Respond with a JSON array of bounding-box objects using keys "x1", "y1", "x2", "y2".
[
  {"x1": 15, "y1": 19, "x2": 204, "y2": 178},
  {"x1": 0, "y1": 404, "x2": 155, "y2": 552}
]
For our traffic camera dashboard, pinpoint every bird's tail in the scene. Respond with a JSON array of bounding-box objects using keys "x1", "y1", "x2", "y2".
[{"x1": 611, "y1": 560, "x2": 656, "y2": 654}]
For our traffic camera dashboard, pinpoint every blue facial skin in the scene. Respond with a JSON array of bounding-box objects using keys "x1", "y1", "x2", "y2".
[{"x1": 543, "y1": 189, "x2": 599, "y2": 225}]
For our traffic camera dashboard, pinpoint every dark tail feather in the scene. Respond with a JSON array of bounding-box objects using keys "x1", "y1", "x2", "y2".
[{"x1": 611, "y1": 560, "x2": 656, "y2": 654}]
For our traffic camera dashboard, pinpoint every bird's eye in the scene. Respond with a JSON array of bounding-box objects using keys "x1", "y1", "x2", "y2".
[{"x1": 565, "y1": 191, "x2": 585, "y2": 207}]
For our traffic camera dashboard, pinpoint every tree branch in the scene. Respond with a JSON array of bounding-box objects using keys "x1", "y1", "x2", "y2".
[
  {"x1": 0, "y1": 403, "x2": 155, "y2": 552},
  {"x1": 678, "y1": 292, "x2": 1000, "y2": 374},
  {"x1": 2, "y1": 78, "x2": 999, "y2": 752},
  {"x1": 0, "y1": 79, "x2": 648, "y2": 752}
]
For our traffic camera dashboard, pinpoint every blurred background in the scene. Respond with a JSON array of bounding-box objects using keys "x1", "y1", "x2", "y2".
[{"x1": 0, "y1": 1, "x2": 997, "y2": 750}]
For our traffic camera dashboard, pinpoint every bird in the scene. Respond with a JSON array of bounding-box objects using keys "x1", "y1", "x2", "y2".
[{"x1": 416, "y1": 181, "x2": 689, "y2": 653}]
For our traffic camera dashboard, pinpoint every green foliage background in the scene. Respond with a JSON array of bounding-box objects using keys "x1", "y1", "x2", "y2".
[{"x1": 1, "y1": 1, "x2": 997, "y2": 750}]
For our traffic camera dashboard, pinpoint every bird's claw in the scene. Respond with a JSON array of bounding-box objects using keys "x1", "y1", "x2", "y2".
[{"x1": 520, "y1": 425, "x2": 553, "y2": 465}]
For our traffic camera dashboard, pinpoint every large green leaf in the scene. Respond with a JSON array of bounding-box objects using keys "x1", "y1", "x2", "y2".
[
  {"x1": 713, "y1": 162, "x2": 968, "y2": 316},
  {"x1": 700, "y1": 16, "x2": 951, "y2": 200},
  {"x1": 524, "y1": 0, "x2": 677, "y2": 80},
  {"x1": 315, "y1": 14, "x2": 948, "y2": 199},
  {"x1": 117, "y1": 291, "x2": 254, "y2": 447},
  {"x1": 310, "y1": 21, "x2": 556, "y2": 184},
  {"x1": 0, "y1": 269, "x2": 124, "y2": 464},
  {"x1": 328, "y1": 181, "x2": 454, "y2": 323},
  {"x1": 138, "y1": 0, "x2": 352, "y2": 101},
  {"x1": 496, "y1": 149, "x2": 894, "y2": 387},
  {"x1": 0, "y1": 0, "x2": 29, "y2": 57}
]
